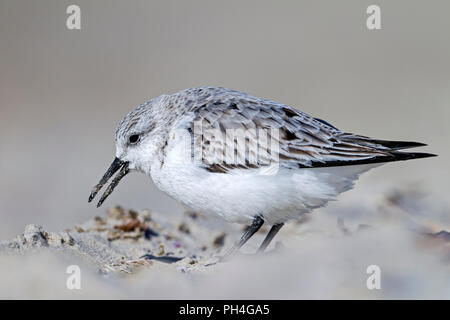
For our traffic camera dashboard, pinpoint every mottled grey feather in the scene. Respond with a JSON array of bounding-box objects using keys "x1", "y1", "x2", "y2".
[{"x1": 163, "y1": 87, "x2": 433, "y2": 173}]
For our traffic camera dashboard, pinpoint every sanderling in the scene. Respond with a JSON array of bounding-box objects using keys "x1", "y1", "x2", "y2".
[{"x1": 88, "y1": 86, "x2": 436, "y2": 255}]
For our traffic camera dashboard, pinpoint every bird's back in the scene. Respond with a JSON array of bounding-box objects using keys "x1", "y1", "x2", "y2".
[{"x1": 168, "y1": 86, "x2": 435, "y2": 173}]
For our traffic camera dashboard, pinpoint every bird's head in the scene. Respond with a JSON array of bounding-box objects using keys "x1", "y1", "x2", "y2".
[{"x1": 88, "y1": 95, "x2": 170, "y2": 207}]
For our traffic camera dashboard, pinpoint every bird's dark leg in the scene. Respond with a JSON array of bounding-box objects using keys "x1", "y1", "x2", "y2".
[
  {"x1": 257, "y1": 223, "x2": 284, "y2": 253},
  {"x1": 223, "y1": 215, "x2": 264, "y2": 258}
]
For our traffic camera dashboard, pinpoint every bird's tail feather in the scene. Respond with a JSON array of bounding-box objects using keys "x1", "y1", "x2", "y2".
[
  {"x1": 368, "y1": 139, "x2": 428, "y2": 150},
  {"x1": 388, "y1": 151, "x2": 437, "y2": 161}
]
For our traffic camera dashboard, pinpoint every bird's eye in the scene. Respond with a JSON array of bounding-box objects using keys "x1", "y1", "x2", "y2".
[{"x1": 128, "y1": 134, "x2": 140, "y2": 144}]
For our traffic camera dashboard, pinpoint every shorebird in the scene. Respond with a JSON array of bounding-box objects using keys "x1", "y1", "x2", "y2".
[{"x1": 88, "y1": 87, "x2": 435, "y2": 256}]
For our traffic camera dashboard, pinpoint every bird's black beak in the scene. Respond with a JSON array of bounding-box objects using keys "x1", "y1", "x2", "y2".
[{"x1": 88, "y1": 157, "x2": 129, "y2": 208}]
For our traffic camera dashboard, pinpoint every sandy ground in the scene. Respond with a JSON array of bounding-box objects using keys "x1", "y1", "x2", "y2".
[{"x1": 0, "y1": 188, "x2": 449, "y2": 299}]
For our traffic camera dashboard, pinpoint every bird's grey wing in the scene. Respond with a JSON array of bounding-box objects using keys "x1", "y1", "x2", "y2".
[{"x1": 181, "y1": 96, "x2": 430, "y2": 173}]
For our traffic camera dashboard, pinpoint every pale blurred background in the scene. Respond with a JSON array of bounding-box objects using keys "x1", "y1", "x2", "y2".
[{"x1": 0, "y1": 0, "x2": 449, "y2": 240}]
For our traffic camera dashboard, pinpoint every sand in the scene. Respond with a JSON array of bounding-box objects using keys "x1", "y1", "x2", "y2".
[{"x1": 1, "y1": 189, "x2": 449, "y2": 299}]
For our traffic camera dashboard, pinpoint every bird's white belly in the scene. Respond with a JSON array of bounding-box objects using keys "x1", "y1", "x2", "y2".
[{"x1": 150, "y1": 152, "x2": 378, "y2": 225}]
